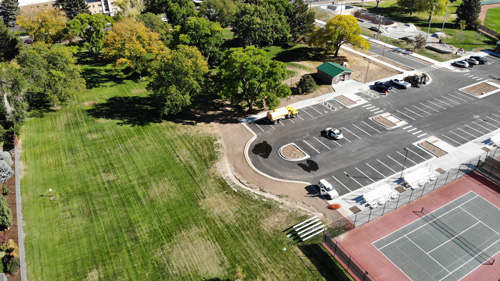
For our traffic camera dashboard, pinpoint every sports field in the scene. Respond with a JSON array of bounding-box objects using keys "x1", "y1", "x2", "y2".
[{"x1": 19, "y1": 74, "x2": 326, "y2": 280}]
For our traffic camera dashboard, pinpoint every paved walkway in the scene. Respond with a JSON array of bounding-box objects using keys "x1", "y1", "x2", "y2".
[{"x1": 15, "y1": 147, "x2": 27, "y2": 281}]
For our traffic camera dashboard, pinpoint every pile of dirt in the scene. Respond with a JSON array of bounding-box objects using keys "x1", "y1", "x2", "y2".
[
  {"x1": 373, "y1": 115, "x2": 396, "y2": 128},
  {"x1": 280, "y1": 144, "x2": 306, "y2": 160},
  {"x1": 464, "y1": 81, "x2": 500, "y2": 96},
  {"x1": 419, "y1": 140, "x2": 448, "y2": 157}
]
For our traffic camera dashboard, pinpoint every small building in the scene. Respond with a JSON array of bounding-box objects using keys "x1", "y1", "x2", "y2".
[{"x1": 316, "y1": 62, "x2": 353, "y2": 85}]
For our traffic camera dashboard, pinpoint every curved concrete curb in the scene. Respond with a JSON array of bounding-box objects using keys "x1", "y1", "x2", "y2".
[{"x1": 278, "y1": 143, "x2": 310, "y2": 162}]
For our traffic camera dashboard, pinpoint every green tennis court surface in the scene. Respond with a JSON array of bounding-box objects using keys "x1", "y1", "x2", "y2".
[{"x1": 373, "y1": 191, "x2": 500, "y2": 281}]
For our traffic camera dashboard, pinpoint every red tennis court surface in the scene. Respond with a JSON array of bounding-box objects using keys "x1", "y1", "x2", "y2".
[{"x1": 325, "y1": 171, "x2": 500, "y2": 281}]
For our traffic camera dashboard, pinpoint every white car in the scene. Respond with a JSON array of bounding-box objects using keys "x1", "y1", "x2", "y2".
[
  {"x1": 322, "y1": 128, "x2": 343, "y2": 140},
  {"x1": 465, "y1": 57, "x2": 479, "y2": 65},
  {"x1": 390, "y1": 78, "x2": 411, "y2": 89},
  {"x1": 454, "y1": 60, "x2": 469, "y2": 68},
  {"x1": 317, "y1": 179, "x2": 339, "y2": 200}
]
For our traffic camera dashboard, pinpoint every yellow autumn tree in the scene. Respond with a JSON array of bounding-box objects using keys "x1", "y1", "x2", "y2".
[
  {"x1": 17, "y1": 6, "x2": 68, "y2": 44},
  {"x1": 103, "y1": 18, "x2": 167, "y2": 76}
]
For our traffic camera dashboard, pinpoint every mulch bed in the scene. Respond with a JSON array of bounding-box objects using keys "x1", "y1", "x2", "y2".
[
  {"x1": 464, "y1": 81, "x2": 499, "y2": 96},
  {"x1": 335, "y1": 95, "x2": 356, "y2": 106},
  {"x1": 281, "y1": 144, "x2": 306, "y2": 159},
  {"x1": 395, "y1": 186, "x2": 406, "y2": 193},
  {"x1": 419, "y1": 140, "x2": 448, "y2": 157},
  {"x1": 373, "y1": 115, "x2": 396, "y2": 128}
]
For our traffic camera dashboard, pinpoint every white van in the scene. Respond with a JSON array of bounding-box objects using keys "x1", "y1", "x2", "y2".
[{"x1": 317, "y1": 179, "x2": 339, "y2": 200}]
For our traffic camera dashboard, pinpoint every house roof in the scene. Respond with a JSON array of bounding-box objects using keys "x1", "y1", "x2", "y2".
[{"x1": 316, "y1": 62, "x2": 353, "y2": 77}]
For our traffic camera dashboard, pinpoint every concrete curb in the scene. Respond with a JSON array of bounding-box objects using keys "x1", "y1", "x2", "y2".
[{"x1": 15, "y1": 147, "x2": 27, "y2": 281}]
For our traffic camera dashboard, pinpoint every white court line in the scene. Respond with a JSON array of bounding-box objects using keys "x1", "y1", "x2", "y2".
[
  {"x1": 404, "y1": 107, "x2": 424, "y2": 118},
  {"x1": 345, "y1": 171, "x2": 364, "y2": 187},
  {"x1": 464, "y1": 124, "x2": 487, "y2": 135},
  {"x1": 362, "y1": 121, "x2": 380, "y2": 133},
  {"x1": 434, "y1": 98, "x2": 454, "y2": 108},
  {"x1": 417, "y1": 133, "x2": 427, "y2": 138},
  {"x1": 387, "y1": 155, "x2": 403, "y2": 166},
  {"x1": 355, "y1": 167, "x2": 375, "y2": 183},
  {"x1": 395, "y1": 110, "x2": 416, "y2": 120},
  {"x1": 420, "y1": 103, "x2": 439, "y2": 112},
  {"x1": 362, "y1": 104, "x2": 372, "y2": 108},
  {"x1": 453, "y1": 91, "x2": 474, "y2": 100},
  {"x1": 407, "y1": 128, "x2": 417, "y2": 132},
  {"x1": 486, "y1": 116, "x2": 500, "y2": 124},
  {"x1": 313, "y1": 137, "x2": 331, "y2": 150},
  {"x1": 377, "y1": 159, "x2": 397, "y2": 173},
  {"x1": 406, "y1": 239, "x2": 451, "y2": 274},
  {"x1": 301, "y1": 108, "x2": 314, "y2": 117},
  {"x1": 440, "y1": 96, "x2": 461, "y2": 105},
  {"x1": 366, "y1": 163, "x2": 386, "y2": 178},
  {"x1": 459, "y1": 207, "x2": 500, "y2": 237},
  {"x1": 448, "y1": 130, "x2": 470, "y2": 142},
  {"x1": 403, "y1": 125, "x2": 413, "y2": 129},
  {"x1": 374, "y1": 110, "x2": 384, "y2": 114},
  {"x1": 411, "y1": 105, "x2": 431, "y2": 115},
  {"x1": 310, "y1": 106, "x2": 323, "y2": 115},
  {"x1": 352, "y1": 124, "x2": 371, "y2": 136},
  {"x1": 342, "y1": 127, "x2": 361, "y2": 139},
  {"x1": 427, "y1": 100, "x2": 446, "y2": 109},
  {"x1": 254, "y1": 123, "x2": 265, "y2": 132},
  {"x1": 412, "y1": 130, "x2": 422, "y2": 135},
  {"x1": 331, "y1": 175, "x2": 351, "y2": 192},
  {"x1": 474, "y1": 120, "x2": 497, "y2": 130},
  {"x1": 303, "y1": 140, "x2": 320, "y2": 153},
  {"x1": 447, "y1": 93, "x2": 467, "y2": 103},
  {"x1": 440, "y1": 134, "x2": 462, "y2": 145},
  {"x1": 406, "y1": 148, "x2": 428, "y2": 161},
  {"x1": 427, "y1": 221, "x2": 482, "y2": 254},
  {"x1": 397, "y1": 151, "x2": 417, "y2": 164},
  {"x1": 456, "y1": 127, "x2": 477, "y2": 138}
]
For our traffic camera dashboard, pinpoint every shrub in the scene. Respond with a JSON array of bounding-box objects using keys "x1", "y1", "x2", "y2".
[
  {"x1": 1, "y1": 185, "x2": 8, "y2": 196},
  {"x1": 296, "y1": 74, "x2": 316, "y2": 95},
  {"x1": 0, "y1": 196, "x2": 12, "y2": 230},
  {"x1": 3, "y1": 257, "x2": 19, "y2": 274}
]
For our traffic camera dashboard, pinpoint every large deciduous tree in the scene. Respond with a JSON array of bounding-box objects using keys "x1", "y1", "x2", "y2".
[
  {"x1": 232, "y1": 3, "x2": 289, "y2": 47},
  {"x1": 397, "y1": 0, "x2": 447, "y2": 16},
  {"x1": 68, "y1": 13, "x2": 114, "y2": 60},
  {"x1": 0, "y1": 20, "x2": 19, "y2": 62},
  {"x1": 103, "y1": 18, "x2": 167, "y2": 76},
  {"x1": 144, "y1": 0, "x2": 197, "y2": 26},
  {"x1": 1, "y1": 0, "x2": 19, "y2": 27},
  {"x1": 136, "y1": 13, "x2": 173, "y2": 46},
  {"x1": 199, "y1": 0, "x2": 239, "y2": 28},
  {"x1": 147, "y1": 45, "x2": 208, "y2": 116},
  {"x1": 0, "y1": 63, "x2": 27, "y2": 129},
  {"x1": 17, "y1": 44, "x2": 85, "y2": 106},
  {"x1": 456, "y1": 0, "x2": 481, "y2": 30},
  {"x1": 17, "y1": 6, "x2": 69, "y2": 44},
  {"x1": 56, "y1": 0, "x2": 90, "y2": 19},
  {"x1": 217, "y1": 46, "x2": 291, "y2": 111},
  {"x1": 308, "y1": 15, "x2": 369, "y2": 57},
  {"x1": 173, "y1": 16, "x2": 224, "y2": 65}
]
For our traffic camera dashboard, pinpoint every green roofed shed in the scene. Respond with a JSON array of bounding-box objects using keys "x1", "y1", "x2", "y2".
[{"x1": 316, "y1": 62, "x2": 353, "y2": 85}]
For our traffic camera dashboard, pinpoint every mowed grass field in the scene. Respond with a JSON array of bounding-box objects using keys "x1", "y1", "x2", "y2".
[
  {"x1": 484, "y1": 7, "x2": 500, "y2": 33},
  {"x1": 19, "y1": 70, "x2": 329, "y2": 280}
]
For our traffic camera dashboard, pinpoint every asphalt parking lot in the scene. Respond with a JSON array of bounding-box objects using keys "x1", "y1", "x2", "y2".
[{"x1": 246, "y1": 54, "x2": 500, "y2": 196}]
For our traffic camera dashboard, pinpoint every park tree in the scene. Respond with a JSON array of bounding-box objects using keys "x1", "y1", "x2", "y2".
[
  {"x1": 173, "y1": 16, "x2": 224, "y2": 65},
  {"x1": 199, "y1": 0, "x2": 239, "y2": 28},
  {"x1": 114, "y1": 0, "x2": 145, "y2": 19},
  {"x1": 136, "y1": 13, "x2": 173, "y2": 46},
  {"x1": 232, "y1": 3, "x2": 289, "y2": 47},
  {"x1": 147, "y1": 45, "x2": 208, "y2": 116},
  {"x1": 287, "y1": 0, "x2": 315, "y2": 42},
  {"x1": 103, "y1": 18, "x2": 167, "y2": 76},
  {"x1": 17, "y1": 44, "x2": 85, "y2": 106},
  {"x1": 56, "y1": 0, "x2": 90, "y2": 19},
  {"x1": 68, "y1": 13, "x2": 114, "y2": 60},
  {"x1": 0, "y1": 196, "x2": 12, "y2": 230},
  {"x1": 308, "y1": 15, "x2": 369, "y2": 57},
  {"x1": 397, "y1": 0, "x2": 447, "y2": 16},
  {"x1": 144, "y1": 0, "x2": 197, "y2": 26},
  {"x1": 1, "y1": 0, "x2": 19, "y2": 27},
  {"x1": 0, "y1": 20, "x2": 20, "y2": 62},
  {"x1": 456, "y1": 0, "x2": 481, "y2": 30},
  {"x1": 0, "y1": 63, "x2": 27, "y2": 129},
  {"x1": 17, "y1": 6, "x2": 69, "y2": 44},
  {"x1": 217, "y1": 46, "x2": 291, "y2": 111}
]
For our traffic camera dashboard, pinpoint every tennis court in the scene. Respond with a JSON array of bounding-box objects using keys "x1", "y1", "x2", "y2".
[{"x1": 373, "y1": 191, "x2": 500, "y2": 281}]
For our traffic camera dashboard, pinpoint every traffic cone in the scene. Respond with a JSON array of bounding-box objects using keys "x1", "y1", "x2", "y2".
[{"x1": 385, "y1": 90, "x2": 388, "y2": 96}]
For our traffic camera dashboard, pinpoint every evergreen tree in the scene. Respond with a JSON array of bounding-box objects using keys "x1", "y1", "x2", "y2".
[
  {"x1": 1, "y1": 0, "x2": 19, "y2": 27},
  {"x1": 56, "y1": 0, "x2": 90, "y2": 19},
  {"x1": 0, "y1": 195, "x2": 12, "y2": 230},
  {"x1": 0, "y1": 20, "x2": 19, "y2": 62},
  {"x1": 456, "y1": 0, "x2": 481, "y2": 30}
]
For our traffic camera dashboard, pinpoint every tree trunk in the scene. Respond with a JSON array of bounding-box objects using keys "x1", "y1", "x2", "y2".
[
  {"x1": 3, "y1": 93, "x2": 13, "y2": 120},
  {"x1": 248, "y1": 101, "x2": 253, "y2": 112},
  {"x1": 334, "y1": 48, "x2": 340, "y2": 57}
]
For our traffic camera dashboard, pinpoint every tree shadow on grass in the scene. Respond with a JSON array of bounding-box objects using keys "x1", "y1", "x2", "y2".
[
  {"x1": 273, "y1": 46, "x2": 325, "y2": 62},
  {"x1": 81, "y1": 67, "x2": 128, "y2": 89},
  {"x1": 298, "y1": 244, "x2": 352, "y2": 281}
]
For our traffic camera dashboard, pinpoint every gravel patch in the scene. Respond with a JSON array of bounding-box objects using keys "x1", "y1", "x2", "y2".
[
  {"x1": 335, "y1": 95, "x2": 357, "y2": 106},
  {"x1": 373, "y1": 115, "x2": 396, "y2": 128},
  {"x1": 419, "y1": 140, "x2": 448, "y2": 157},
  {"x1": 281, "y1": 143, "x2": 306, "y2": 160},
  {"x1": 464, "y1": 81, "x2": 500, "y2": 96}
]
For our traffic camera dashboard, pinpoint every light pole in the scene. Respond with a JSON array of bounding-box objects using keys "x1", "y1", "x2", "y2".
[
  {"x1": 364, "y1": 60, "x2": 371, "y2": 84},
  {"x1": 426, "y1": 3, "x2": 438, "y2": 43},
  {"x1": 400, "y1": 148, "x2": 409, "y2": 179},
  {"x1": 377, "y1": 15, "x2": 383, "y2": 40},
  {"x1": 441, "y1": 0, "x2": 450, "y2": 32}
]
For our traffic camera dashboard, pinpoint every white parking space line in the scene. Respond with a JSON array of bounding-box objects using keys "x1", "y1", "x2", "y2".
[
  {"x1": 370, "y1": 108, "x2": 380, "y2": 112},
  {"x1": 303, "y1": 140, "x2": 320, "y2": 153},
  {"x1": 404, "y1": 107, "x2": 424, "y2": 118},
  {"x1": 411, "y1": 105, "x2": 431, "y2": 115},
  {"x1": 408, "y1": 128, "x2": 417, "y2": 132},
  {"x1": 433, "y1": 98, "x2": 454, "y2": 108},
  {"x1": 397, "y1": 151, "x2": 417, "y2": 165},
  {"x1": 362, "y1": 104, "x2": 372, "y2": 108},
  {"x1": 254, "y1": 123, "x2": 265, "y2": 132},
  {"x1": 448, "y1": 130, "x2": 471, "y2": 141},
  {"x1": 331, "y1": 140, "x2": 342, "y2": 146},
  {"x1": 366, "y1": 163, "x2": 387, "y2": 178},
  {"x1": 355, "y1": 167, "x2": 375, "y2": 183},
  {"x1": 280, "y1": 122, "x2": 285, "y2": 126},
  {"x1": 412, "y1": 130, "x2": 422, "y2": 135},
  {"x1": 456, "y1": 127, "x2": 477, "y2": 138},
  {"x1": 366, "y1": 106, "x2": 376, "y2": 109},
  {"x1": 352, "y1": 124, "x2": 372, "y2": 136},
  {"x1": 464, "y1": 124, "x2": 486, "y2": 135},
  {"x1": 395, "y1": 110, "x2": 416, "y2": 120},
  {"x1": 420, "y1": 103, "x2": 439, "y2": 112},
  {"x1": 322, "y1": 101, "x2": 338, "y2": 111},
  {"x1": 301, "y1": 108, "x2": 314, "y2": 118},
  {"x1": 472, "y1": 121, "x2": 496, "y2": 130},
  {"x1": 387, "y1": 155, "x2": 403, "y2": 166},
  {"x1": 446, "y1": 94, "x2": 467, "y2": 103},
  {"x1": 469, "y1": 75, "x2": 478, "y2": 79},
  {"x1": 344, "y1": 171, "x2": 364, "y2": 187},
  {"x1": 406, "y1": 148, "x2": 428, "y2": 161},
  {"x1": 403, "y1": 125, "x2": 413, "y2": 129},
  {"x1": 288, "y1": 119, "x2": 295, "y2": 123},
  {"x1": 377, "y1": 159, "x2": 397, "y2": 173},
  {"x1": 492, "y1": 113, "x2": 500, "y2": 119},
  {"x1": 427, "y1": 100, "x2": 446, "y2": 109},
  {"x1": 342, "y1": 136, "x2": 352, "y2": 143},
  {"x1": 298, "y1": 115, "x2": 304, "y2": 120},
  {"x1": 476, "y1": 77, "x2": 483, "y2": 81},
  {"x1": 342, "y1": 127, "x2": 361, "y2": 139},
  {"x1": 314, "y1": 137, "x2": 331, "y2": 150},
  {"x1": 374, "y1": 110, "x2": 384, "y2": 114},
  {"x1": 440, "y1": 134, "x2": 462, "y2": 145},
  {"x1": 417, "y1": 133, "x2": 427, "y2": 138},
  {"x1": 362, "y1": 121, "x2": 380, "y2": 133},
  {"x1": 440, "y1": 96, "x2": 461, "y2": 105},
  {"x1": 310, "y1": 106, "x2": 323, "y2": 115},
  {"x1": 331, "y1": 176, "x2": 351, "y2": 192},
  {"x1": 270, "y1": 124, "x2": 276, "y2": 129},
  {"x1": 487, "y1": 116, "x2": 500, "y2": 124},
  {"x1": 453, "y1": 91, "x2": 474, "y2": 100}
]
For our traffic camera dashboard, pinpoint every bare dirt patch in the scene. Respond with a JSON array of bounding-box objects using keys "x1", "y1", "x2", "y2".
[
  {"x1": 83, "y1": 101, "x2": 96, "y2": 106},
  {"x1": 281, "y1": 143, "x2": 306, "y2": 159},
  {"x1": 131, "y1": 88, "x2": 147, "y2": 94},
  {"x1": 372, "y1": 55, "x2": 413, "y2": 71},
  {"x1": 335, "y1": 95, "x2": 356, "y2": 106},
  {"x1": 373, "y1": 115, "x2": 396, "y2": 128},
  {"x1": 340, "y1": 46, "x2": 401, "y2": 82},
  {"x1": 419, "y1": 140, "x2": 448, "y2": 157},
  {"x1": 464, "y1": 80, "x2": 500, "y2": 96}
]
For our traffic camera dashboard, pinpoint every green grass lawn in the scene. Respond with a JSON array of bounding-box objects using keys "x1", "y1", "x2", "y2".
[
  {"x1": 484, "y1": 7, "x2": 500, "y2": 33},
  {"x1": 20, "y1": 60, "x2": 350, "y2": 280}
]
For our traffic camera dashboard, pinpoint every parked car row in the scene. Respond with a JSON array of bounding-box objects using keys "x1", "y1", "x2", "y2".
[
  {"x1": 373, "y1": 78, "x2": 411, "y2": 93},
  {"x1": 453, "y1": 56, "x2": 488, "y2": 68}
]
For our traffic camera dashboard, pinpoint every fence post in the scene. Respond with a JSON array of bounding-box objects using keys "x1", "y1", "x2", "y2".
[
  {"x1": 409, "y1": 188, "x2": 414, "y2": 202},
  {"x1": 368, "y1": 206, "x2": 372, "y2": 222},
  {"x1": 421, "y1": 182, "x2": 426, "y2": 197},
  {"x1": 455, "y1": 165, "x2": 461, "y2": 180},
  {"x1": 395, "y1": 192, "x2": 401, "y2": 208},
  {"x1": 347, "y1": 255, "x2": 352, "y2": 269},
  {"x1": 353, "y1": 214, "x2": 357, "y2": 226},
  {"x1": 382, "y1": 200, "x2": 387, "y2": 216},
  {"x1": 444, "y1": 171, "x2": 450, "y2": 184},
  {"x1": 433, "y1": 175, "x2": 439, "y2": 190},
  {"x1": 336, "y1": 220, "x2": 342, "y2": 236}
]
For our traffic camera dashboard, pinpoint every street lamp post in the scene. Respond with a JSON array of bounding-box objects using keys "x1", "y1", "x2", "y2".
[
  {"x1": 400, "y1": 148, "x2": 409, "y2": 179},
  {"x1": 426, "y1": 3, "x2": 438, "y2": 43},
  {"x1": 441, "y1": 0, "x2": 450, "y2": 32},
  {"x1": 377, "y1": 15, "x2": 383, "y2": 40},
  {"x1": 364, "y1": 60, "x2": 371, "y2": 84}
]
